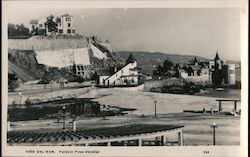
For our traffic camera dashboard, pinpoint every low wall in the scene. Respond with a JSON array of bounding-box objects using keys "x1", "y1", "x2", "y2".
[
  {"x1": 183, "y1": 75, "x2": 211, "y2": 85},
  {"x1": 144, "y1": 78, "x2": 185, "y2": 92}
]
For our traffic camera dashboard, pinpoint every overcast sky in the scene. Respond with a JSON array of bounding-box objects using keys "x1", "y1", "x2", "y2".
[{"x1": 7, "y1": 7, "x2": 241, "y2": 61}]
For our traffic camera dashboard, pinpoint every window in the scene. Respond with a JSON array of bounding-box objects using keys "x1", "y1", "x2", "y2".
[
  {"x1": 72, "y1": 30, "x2": 75, "y2": 33},
  {"x1": 67, "y1": 29, "x2": 71, "y2": 33},
  {"x1": 66, "y1": 17, "x2": 71, "y2": 21},
  {"x1": 39, "y1": 24, "x2": 43, "y2": 27},
  {"x1": 68, "y1": 23, "x2": 71, "y2": 27},
  {"x1": 59, "y1": 29, "x2": 63, "y2": 33}
]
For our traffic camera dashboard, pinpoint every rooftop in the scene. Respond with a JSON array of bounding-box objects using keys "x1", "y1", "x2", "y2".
[
  {"x1": 61, "y1": 13, "x2": 73, "y2": 17},
  {"x1": 7, "y1": 124, "x2": 184, "y2": 144},
  {"x1": 188, "y1": 65, "x2": 201, "y2": 71},
  {"x1": 126, "y1": 53, "x2": 137, "y2": 64}
]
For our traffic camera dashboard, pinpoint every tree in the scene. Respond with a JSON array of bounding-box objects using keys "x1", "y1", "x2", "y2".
[
  {"x1": 8, "y1": 23, "x2": 30, "y2": 39},
  {"x1": 163, "y1": 59, "x2": 174, "y2": 71},
  {"x1": 45, "y1": 15, "x2": 58, "y2": 35},
  {"x1": 153, "y1": 63, "x2": 163, "y2": 76},
  {"x1": 174, "y1": 64, "x2": 180, "y2": 77},
  {"x1": 8, "y1": 73, "x2": 20, "y2": 92},
  {"x1": 153, "y1": 59, "x2": 179, "y2": 77}
]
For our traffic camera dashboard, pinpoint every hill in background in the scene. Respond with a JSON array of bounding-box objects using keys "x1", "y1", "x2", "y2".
[{"x1": 113, "y1": 51, "x2": 210, "y2": 68}]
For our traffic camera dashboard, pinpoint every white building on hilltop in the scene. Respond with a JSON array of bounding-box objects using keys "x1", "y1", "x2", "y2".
[{"x1": 29, "y1": 14, "x2": 76, "y2": 36}]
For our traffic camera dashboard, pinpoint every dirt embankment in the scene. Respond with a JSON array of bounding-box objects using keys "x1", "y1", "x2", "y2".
[
  {"x1": 8, "y1": 38, "x2": 118, "y2": 83},
  {"x1": 8, "y1": 49, "x2": 45, "y2": 81}
]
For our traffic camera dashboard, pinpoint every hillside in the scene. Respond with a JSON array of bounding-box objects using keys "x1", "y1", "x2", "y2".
[
  {"x1": 8, "y1": 36, "x2": 117, "y2": 83},
  {"x1": 113, "y1": 51, "x2": 209, "y2": 68},
  {"x1": 8, "y1": 49, "x2": 46, "y2": 81}
]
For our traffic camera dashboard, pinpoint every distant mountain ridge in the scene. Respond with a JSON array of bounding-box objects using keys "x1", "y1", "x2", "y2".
[{"x1": 113, "y1": 51, "x2": 210, "y2": 68}]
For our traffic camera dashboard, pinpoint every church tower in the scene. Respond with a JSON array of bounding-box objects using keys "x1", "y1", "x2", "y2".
[{"x1": 214, "y1": 51, "x2": 223, "y2": 70}]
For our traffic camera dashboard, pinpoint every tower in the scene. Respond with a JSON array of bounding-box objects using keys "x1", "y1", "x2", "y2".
[
  {"x1": 193, "y1": 57, "x2": 198, "y2": 66},
  {"x1": 214, "y1": 51, "x2": 222, "y2": 70},
  {"x1": 212, "y1": 51, "x2": 224, "y2": 86}
]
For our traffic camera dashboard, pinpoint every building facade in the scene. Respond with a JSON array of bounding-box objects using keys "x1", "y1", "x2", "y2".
[
  {"x1": 96, "y1": 53, "x2": 139, "y2": 86},
  {"x1": 56, "y1": 14, "x2": 75, "y2": 35},
  {"x1": 180, "y1": 57, "x2": 210, "y2": 83},
  {"x1": 180, "y1": 52, "x2": 237, "y2": 86},
  {"x1": 29, "y1": 14, "x2": 76, "y2": 36}
]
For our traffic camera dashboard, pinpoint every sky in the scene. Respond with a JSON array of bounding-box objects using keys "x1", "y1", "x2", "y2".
[{"x1": 7, "y1": 7, "x2": 241, "y2": 61}]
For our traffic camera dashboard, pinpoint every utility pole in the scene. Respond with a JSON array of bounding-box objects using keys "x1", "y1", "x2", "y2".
[
  {"x1": 211, "y1": 122, "x2": 217, "y2": 145},
  {"x1": 154, "y1": 101, "x2": 157, "y2": 117}
]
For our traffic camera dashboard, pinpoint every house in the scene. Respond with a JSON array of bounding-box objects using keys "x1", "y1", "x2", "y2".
[
  {"x1": 56, "y1": 14, "x2": 76, "y2": 35},
  {"x1": 29, "y1": 14, "x2": 76, "y2": 36},
  {"x1": 180, "y1": 52, "x2": 237, "y2": 85},
  {"x1": 180, "y1": 57, "x2": 210, "y2": 82},
  {"x1": 29, "y1": 18, "x2": 47, "y2": 35},
  {"x1": 95, "y1": 53, "x2": 139, "y2": 86}
]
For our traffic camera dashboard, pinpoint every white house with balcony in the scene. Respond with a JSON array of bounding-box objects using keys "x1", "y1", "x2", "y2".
[
  {"x1": 95, "y1": 53, "x2": 139, "y2": 86},
  {"x1": 29, "y1": 13, "x2": 76, "y2": 36}
]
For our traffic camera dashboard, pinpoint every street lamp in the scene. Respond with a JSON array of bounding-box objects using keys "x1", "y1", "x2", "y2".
[
  {"x1": 62, "y1": 106, "x2": 66, "y2": 129},
  {"x1": 211, "y1": 122, "x2": 217, "y2": 145},
  {"x1": 154, "y1": 101, "x2": 157, "y2": 117}
]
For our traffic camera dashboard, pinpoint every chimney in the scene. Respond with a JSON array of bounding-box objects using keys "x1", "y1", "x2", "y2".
[{"x1": 114, "y1": 66, "x2": 117, "y2": 72}]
